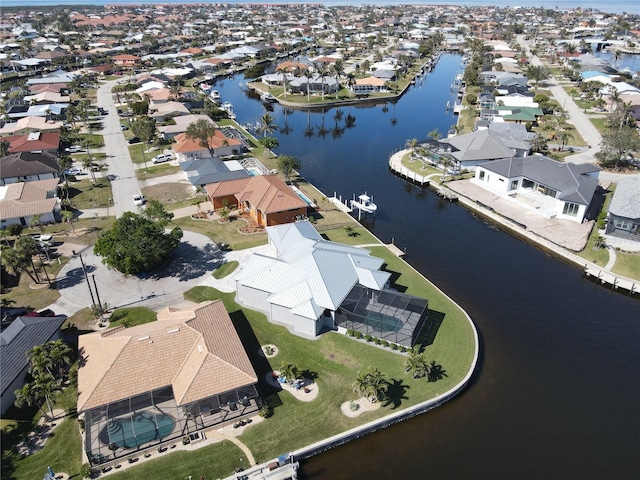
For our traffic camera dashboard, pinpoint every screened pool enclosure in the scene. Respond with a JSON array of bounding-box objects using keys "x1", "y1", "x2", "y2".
[{"x1": 335, "y1": 286, "x2": 429, "y2": 347}]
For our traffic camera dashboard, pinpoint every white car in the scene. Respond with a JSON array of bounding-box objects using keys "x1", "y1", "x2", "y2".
[
  {"x1": 64, "y1": 168, "x2": 83, "y2": 176},
  {"x1": 65, "y1": 145, "x2": 84, "y2": 153},
  {"x1": 132, "y1": 194, "x2": 146, "y2": 206},
  {"x1": 151, "y1": 153, "x2": 172, "y2": 164}
]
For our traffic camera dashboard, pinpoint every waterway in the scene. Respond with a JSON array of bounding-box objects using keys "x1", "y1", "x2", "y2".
[{"x1": 213, "y1": 55, "x2": 640, "y2": 479}]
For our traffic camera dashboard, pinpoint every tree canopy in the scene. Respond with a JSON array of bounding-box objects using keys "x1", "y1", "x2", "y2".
[
  {"x1": 276, "y1": 155, "x2": 301, "y2": 183},
  {"x1": 94, "y1": 208, "x2": 182, "y2": 274},
  {"x1": 185, "y1": 118, "x2": 218, "y2": 158}
]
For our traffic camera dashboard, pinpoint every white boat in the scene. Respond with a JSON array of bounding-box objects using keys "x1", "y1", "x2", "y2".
[
  {"x1": 260, "y1": 91, "x2": 277, "y2": 103},
  {"x1": 210, "y1": 90, "x2": 220, "y2": 99},
  {"x1": 350, "y1": 193, "x2": 377, "y2": 214},
  {"x1": 220, "y1": 102, "x2": 236, "y2": 119}
]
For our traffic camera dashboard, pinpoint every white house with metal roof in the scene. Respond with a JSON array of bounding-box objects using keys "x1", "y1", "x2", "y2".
[
  {"x1": 235, "y1": 221, "x2": 430, "y2": 346},
  {"x1": 472, "y1": 155, "x2": 600, "y2": 223}
]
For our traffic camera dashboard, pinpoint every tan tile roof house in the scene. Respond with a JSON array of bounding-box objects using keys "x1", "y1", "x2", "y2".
[
  {"x1": 0, "y1": 178, "x2": 61, "y2": 229},
  {"x1": 78, "y1": 301, "x2": 261, "y2": 462},
  {"x1": 206, "y1": 175, "x2": 308, "y2": 227}
]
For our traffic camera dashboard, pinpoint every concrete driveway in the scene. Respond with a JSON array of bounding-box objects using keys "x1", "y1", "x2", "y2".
[{"x1": 52, "y1": 231, "x2": 225, "y2": 315}]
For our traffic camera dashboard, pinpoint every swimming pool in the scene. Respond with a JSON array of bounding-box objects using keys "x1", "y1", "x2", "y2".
[
  {"x1": 363, "y1": 312, "x2": 403, "y2": 332},
  {"x1": 100, "y1": 412, "x2": 175, "y2": 449},
  {"x1": 289, "y1": 184, "x2": 315, "y2": 206}
]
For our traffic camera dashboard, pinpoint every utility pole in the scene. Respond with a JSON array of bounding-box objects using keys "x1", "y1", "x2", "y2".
[{"x1": 73, "y1": 250, "x2": 96, "y2": 309}]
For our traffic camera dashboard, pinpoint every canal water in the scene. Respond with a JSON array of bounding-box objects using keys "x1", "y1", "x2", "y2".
[{"x1": 213, "y1": 55, "x2": 639, "y2": 479}]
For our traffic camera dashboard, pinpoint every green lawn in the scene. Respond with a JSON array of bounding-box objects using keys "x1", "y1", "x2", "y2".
[
  {"x1": 109, "y1": 307, "x2": 157, "y2": 328},
  {"x1": 135, "y1": 163, "x2": 181, "y2": 180},
  {"x1": 183, "y1": 249, "x2": 476, "y2": 464},
  {"x1": 66, "y1": 178, "x2": 113, "y2": 209},
  {"x1": 212, "y1": 260, "x2": 239, "y2": 279},
  {"x1": 170, "y1": 217, "x2": 267, "y2": 251},
  {"x1": 611, "y1": 252, "x2": 640, "y2": 280},
  {"x1": 400, "y1": 152, "x2": 442, "y2": 177},
  {"x1": 2, "y1": 385, "x2": 82, "y2": 480},
  {"x1": 590, "y1": 117, "x2": 608, "y2": 134}
]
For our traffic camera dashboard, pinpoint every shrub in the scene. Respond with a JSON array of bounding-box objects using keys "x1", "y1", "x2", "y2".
[
  {"x1": 6, "y1": 224, "x2": 23, "y2": 236},
  {"x1": 346, "y1": 329, "x2": 355, "y2": 337},
  {"x1": 400, "y1": 346, "x2": 407, "y2": 353},
  {"x1": 80, "y1": 463, "x2": 93, "y2": 479},
  {"x1": 355, "y1": 331, "x2": 363, "y2": 339},
  {"x1": 391, "y1": 343, "x2": 398, "y2": 350},
  {"x1": 374, "y1": 338, "x2": 381, "y2": 345},
  {"x1": 381, "y1": 340, "x2": 389, "y2": 347},
  {"x1": 259, "y1": 405, "x2": 273, "y2": 418},
  {"x1": 364, "y1": 334, "x2": 372, "y2": 342}
]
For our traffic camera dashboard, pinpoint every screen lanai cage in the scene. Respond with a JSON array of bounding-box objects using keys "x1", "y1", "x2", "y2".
[
  {"x1": 335, "y1": 286, "x2": 429, "y2": 347},
  {"x1": 83, "y1": 384, "x2": 260, "y2": 464}
]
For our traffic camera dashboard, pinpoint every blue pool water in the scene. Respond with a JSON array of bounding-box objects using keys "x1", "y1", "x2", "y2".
[
  {"x1": 363, "y1": 312, "x2": 403, "y2": 332},
  {"x1": 102, "y1": 412, "x2": 175, "y2": 449}
]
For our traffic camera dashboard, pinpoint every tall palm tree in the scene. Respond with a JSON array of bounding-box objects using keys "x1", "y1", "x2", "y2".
[
  {"x1": 257, "y1": 112, "x2": 277, "y2": 138},
  {"x1": 82, "y1": 156, "x2": 96, "y2": 182},
  {"x1": 332, "y1": 60, "x2": 344, "y2": 99},
  {"x1": 354, "y1": 367, "x2": 388, "y2": 403},
  {"x1": 28, "y1": 344, "x2": 56, "y2": 380},
  {"x1": 406, "y1": 138, "x2": 418, "y2": 157},
  {"x1": 279, "y1": 362, "x2": 300, "y2": 384},
  {"x1": 14, "y1": 382, "x2": 50, "y2": 420},
  {"x1": 61, "y1": 210, "x2": 75, "y2": 233},
  {"x1": 46, "y1": 340, "x2": 73, "y2": 380},
  {"x1": 30, "y1": 214, "x2": 43, "y2": 233},
  {"x1": 405, "y1": 352, "x2": 430, "y2": 379}
]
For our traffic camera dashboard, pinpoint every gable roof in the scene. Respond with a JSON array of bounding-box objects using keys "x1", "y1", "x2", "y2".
[
  {"x1": 236, "y1": 175, "x2": 307, "y2": 214},
  {"x1": 236, "y1": 221, "x2": 391, "y2": 319},
  {"x1": 5, "y1": 131, "x2": 60, "y2": 153},
  {"x1": 481, "y1": 155, "x2": 600, "y2": 205},
  {"x1": 173, "y1": 130, "x2": 242, "y2": 154},
  {"x1": 1, "y1": 316, "x2": 67, "y2": 395},
  {"x1": 181, "y1": 157, "x2": 249, "y2": 186},
  {"x1": 608, "y1": 177, "x2": 640, "y2": 220},
  {"x1": 77, "y1": 300, "x2": 257, "y2": 412}
]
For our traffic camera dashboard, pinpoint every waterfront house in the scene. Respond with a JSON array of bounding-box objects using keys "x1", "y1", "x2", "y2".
[
  {"x1": 182, "y1": 157, "x2": 249, "y2": 190},
  {"x1": 440, "y1": 129, "x2": 530, "y2": 170},
  {"x1": 605, "y1": 177, "x2": 640, "y2": 242},
  {"x1": 171, "y1": 130, "x2": 243, "y2": 162},
  {"x1": 235, "y1": 221, "x2": 429, "y2": 347},
  {"x1": 77, "y1": 301, "x2": 260, "y2": 464},
  {"x1": 1, "y1": 315, "x2": 67, "y2": 415},
  {"x1": 206, "y1": 175, "x2": 307, "y2": 227},
  {"x1": 472, "y1": 155, "x2": 600, "y2": 223}
]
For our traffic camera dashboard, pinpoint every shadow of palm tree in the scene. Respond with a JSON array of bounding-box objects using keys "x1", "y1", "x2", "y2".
[
  {"x1": 55, "y1": 266, "x2": 90, "y2": 290},
  {"x1": 428, "y1": 362, "x2": 447, "y2": 382},
  {"x1": 300, "y1": 369, "x2": 319, "y2": 382},
  {"x1": 382, "y1": 378, "x2": 410, "y2": 409}
]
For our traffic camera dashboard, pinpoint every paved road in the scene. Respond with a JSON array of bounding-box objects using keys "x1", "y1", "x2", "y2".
[
  {"x1": 96, "y1": 79, "x2": 142, "y2": 218},
  {"x1": 516, "y1": 35, "x2": 638, "y2": 184}
]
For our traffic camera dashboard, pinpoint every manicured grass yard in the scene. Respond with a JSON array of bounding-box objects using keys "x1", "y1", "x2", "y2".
[
  {"x1": 67, "y1": 178, "x2": 113, "y2": 209},
  {"x1": 611, "y1": 252, "x2": 640, "y2": 280},
  {"x1": 136, "y1": 163, "x2": 181, "y2": 180},
  {"x1": 170, "y1": 217, "x2": 267, "y2": 251},
  {"x1": 212, "y1": 260, "x2": 239, "y2": 279}
]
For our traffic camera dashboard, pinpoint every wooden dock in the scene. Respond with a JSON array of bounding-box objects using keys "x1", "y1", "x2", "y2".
[
  {"x1": 584, "y1": 265, "x2": 639, "y2": 296},
  {"x1": 328, "y1": 194, "x2": 352, "y2": 213}
]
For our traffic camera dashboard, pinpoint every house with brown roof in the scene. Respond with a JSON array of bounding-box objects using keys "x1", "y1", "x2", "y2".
[
  {"x1": 0, "y1": 178, "x2": 61, "y2": 228},
  {"x1": 205, "y1": 175, "x2": 308, "y2": 227},
  {"x1": 0, "y1": 116, "x2": 64, "y2": 136},
  {"x1": 78, "y1": 300, "x2": 260, "y2": 464},
  {"x1": 112, "y1": 54, "x2": 140, "y2": 68}
]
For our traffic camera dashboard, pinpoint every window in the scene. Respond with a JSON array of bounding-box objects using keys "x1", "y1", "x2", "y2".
[
  {"x1": 614, "y1": 219, "x2": 630, "y2": 230},
  {"x1": 522, "y1": 179, "x2": 534, "y2": 189},
  {"x1": 510, "y1": 180, "x2": 518, "y2": 190},
  {"x1": 562, "y1": 202, "x2": 580, "y2": 217},
  {"x1": 479, "y1": 170, "x2": 485, "y2": 181}
]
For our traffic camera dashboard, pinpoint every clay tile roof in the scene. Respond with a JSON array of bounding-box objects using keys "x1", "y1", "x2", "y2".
[
  {"x1": 0, "y1": 178, "x2": 60, "y2": 220},
  {"x1": 77, "y1": 300, "x2": 257, "y2": 412},
  {"x1": 237, "y1": 175, "x2": 307, "y2": 214}
]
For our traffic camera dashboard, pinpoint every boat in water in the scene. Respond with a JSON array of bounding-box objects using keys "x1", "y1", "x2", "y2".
[
  {"x1": 260, "y1": 91, "x2": 277, "y2": 103},
  {"x1": 220, "y1": 102, "x2": 236, "y2": 119},
  {"x1": 350, "y1": 193, "x2": 377, "y2": 215},
  {"x1": 210, "y1": 90, "x2": 221, "y2": 100}
]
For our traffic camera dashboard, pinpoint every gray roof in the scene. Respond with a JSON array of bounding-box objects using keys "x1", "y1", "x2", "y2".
[
  {"x1": 0, "y1": 151, "x2": 59, "y2": 179},
  {"x1": 181, "y1": 157, "x2": 249, "y2": 187},
  {"x1": 482, "y1": 155, "x2": 600, "y2": 205},
  {"x1": 1, "y1": 315, "x2": 66, "y2": 395},
  {"x1": 608, "y1": 177, "x2": 640, "y2": 220},
  {"x1": 489, "y1": 122, "x2": 537, "y2": 141},
  {"x1": 441, "y1": 129, "x2": 528, "y2": 162}
]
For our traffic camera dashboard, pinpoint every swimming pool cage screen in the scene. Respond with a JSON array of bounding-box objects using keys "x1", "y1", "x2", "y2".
[
  {"x1": 335, "y1": 286, "x2": 429, "y2": 347},
  {"x1": 83, "y1": 384, "x2": 260, "y2": 464}
]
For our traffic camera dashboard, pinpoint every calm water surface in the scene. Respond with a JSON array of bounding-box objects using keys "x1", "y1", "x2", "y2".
[{"x1": 214, "y1": 55, "x2": 640, "y2": 479}]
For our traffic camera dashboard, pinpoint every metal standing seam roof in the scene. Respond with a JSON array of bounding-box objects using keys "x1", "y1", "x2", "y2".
[
  {"x1": 1, "y1": 316, "x2": 67, "y2": 395},
  {"x1": 482, "y1": 155, "x2": 600, "y2": 204},
  {"x1": 236, "y1": 222, "x2": 392, "y2": 317},
  {"x1": 608, "y1": 177, "x2": 640, "y2": 219}
]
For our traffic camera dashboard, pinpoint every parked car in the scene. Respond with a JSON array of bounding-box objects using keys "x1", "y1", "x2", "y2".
[
  {"x1": 65, "y1": 145, "x2": 84, "y2": 153},
  {"x1": 64, "y1": 168, "x2": 83, "y2": 176},
  {"x1": 152, "y1": 153, "x2": 172, "y2": 164},
  {"x1": 120, "y1": 124, "x2": 129, "y2": 131},
  {"x1": 132, "y1": 194, "x2": 146, "y2": 206},
  {"x1": 128, "y1": 136, "x2": 141, "y2": 144},
  {"x1": 1, "y1": 307, "x2": 31, "y2": 328}
]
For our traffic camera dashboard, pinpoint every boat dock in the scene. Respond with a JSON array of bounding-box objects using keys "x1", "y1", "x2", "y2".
[
  {"x1": 328, "y1": 193, "x2": 353, "y2": 213},
  {"x1": 388, "y1": 152, "x2": 431, "y2": 186},
  {"x1": 583, "y1": 266, "x2": 639, "y2": 296}
]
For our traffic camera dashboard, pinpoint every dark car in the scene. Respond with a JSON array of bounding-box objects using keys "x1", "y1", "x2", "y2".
[
  {"x1": 128, "y1": 136, "x2": 141, "y2": 144},
  {"x1": 1, "y1": 307, "x2": 31, "y2": 327}
]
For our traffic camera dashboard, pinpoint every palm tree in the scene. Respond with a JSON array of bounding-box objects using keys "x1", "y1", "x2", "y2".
[
  {"x1": 4, "y1": 236, "x2": 41, "y2": 284},
  {"x1": 354, "y1": 367, "x2": 388, "y2": 403},
  {"x1": 332, "y1": 60, "x2": 344, "y2": 99},
  {"x1": 61, "y1": 210, "x2": 75, "y2": 233},
  {"x1": 14, "y1": 382, "x2": 51, "y2": 420},
  {"x1": 313, "y1": 61, "x2": 327, "y2": 100},
  {"x1": 428, "y1": 129, "x2": 442, "y2": 141},
  {"x1": 279, "y1": 362, "x2": 300, "y2": 384},
  {"x1": 405, "y1": 352, "x2": 430, "y2": 379},
  {"x1": 406, "y1": 138, "x2": 418, "y2": 157},
  {"x1": 28, "y1": 344, "x2": 56, "y2": 380},
  {"x1": 82, "y1": 156, "x2": 96, "y2": 182},
  {"x1": 30, "y1": 214, "x2": 43, "y2": 233},
  {"x1": 557, "y1": 131, "x2": 573, "y2": 151},
  {"x1": 46, "y1": 340, "x2": 73, "y2": 380},
  {"x1": 0, "y1": 140, "x2": 10, "y2": 157},
  {"x1": 257, "y1": 113, "x2": 277, "y2": 138}
]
